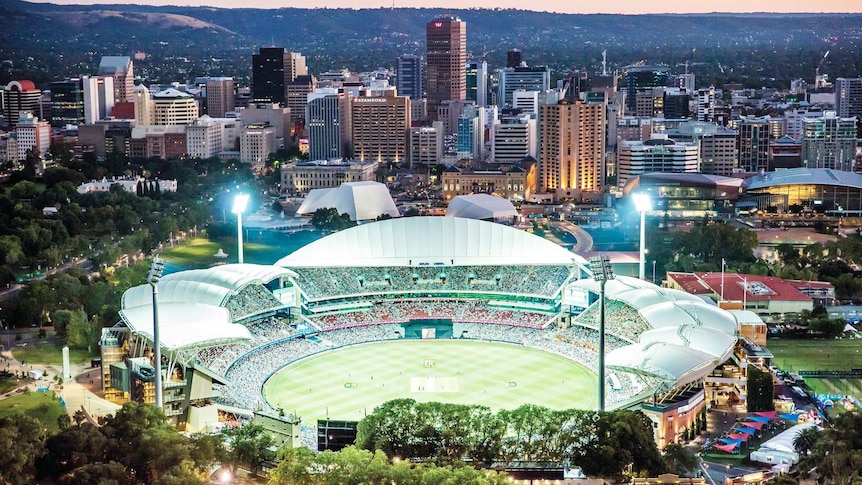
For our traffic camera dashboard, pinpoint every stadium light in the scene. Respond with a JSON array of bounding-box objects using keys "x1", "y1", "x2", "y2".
[
  {"x1": 147, "y1": 255, "x2": 166, "y2": 409},
  {"x1": 589, "y1": 255, "x2": 614, "y2": 412},
  {"x1": 632, "y1": 193, "x2": 652, "y2": 280},
  {"x1": 232, "y1": 194, "x2": 250, "y2": 264}
]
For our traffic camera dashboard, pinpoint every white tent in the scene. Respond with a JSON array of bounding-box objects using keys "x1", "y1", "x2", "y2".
[
  {"x1": 446, "y1": 194, "x2": 518, "y2": 220},
  {"x1": 296, "y1": 181, "x2": 399, "y2": 221}
]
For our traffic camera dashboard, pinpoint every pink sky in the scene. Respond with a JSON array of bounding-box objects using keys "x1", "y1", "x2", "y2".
[{"x1": 25, "y1": 0, "x2": 862, "y2": 14}]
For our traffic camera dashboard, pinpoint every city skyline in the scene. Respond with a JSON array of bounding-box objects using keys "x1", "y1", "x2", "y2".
[{"x1": 23, "y1": 0, "x2": 862, "y2": 14}]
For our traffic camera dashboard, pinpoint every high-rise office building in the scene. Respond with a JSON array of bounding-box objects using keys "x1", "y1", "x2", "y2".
[
  {"x1": 491, "y1": 114, "x2": 536, "y2": 164},
  {"x1": 409, "y1": 122, "x2": 444, "y2": 167},
  {"x1": 3, "y1": 80, "x2": 41, "y2": 127},
  {"x1": 306, "y1": 88, "x2": 352, "y2": 161},
  {"x1": 738, "y1": 117, "x2": 772, "y2": 173},
  {"x1": 240, "y1": 123, "x2": 277, "y2": 168},
  {"x1": 802, "y1": 111, "x2": 857, "y2": 171},
  {"x1": 396, "y1": 55, "x2": 423, "y2": 100},
  {"x1": 662, "y1": 88, "x2": 690, "y2": 119},
  {"x1": 506, "y1": 49, "x2": 523, "y2": 68},
  {"x1": 662, "y1": 121, "x2": 737, "y2": 176},
  {"x1": 697, "y1": 86, "x2": 716, "y2": 122},
  {"x1": 50, "y1": 78, "x2": 85, "y2": 127},
  {"x1": 252, "y1": 48, "x2": 308, "y2": 104},
  {"x1": 466, "y1": 61, "x2": 488, "y2": 107},
  {"x1": 152, "y1": 88, "x2": 198, "y2": 126},
  {"x1": 835, "y1": 78, "x2": 862, "y2": 120},
  {"x1": 351, "y1": 90, "x2": 410, "y2": 164},
  {"x1": 426, "y1": 16, "x2": 466, "y2": 121},
  {"x1": 624, "y1": 66, "x2": 670, "y2": 114},
  {"x1": 82, "y1": 75, "x2": 115, "y2": 124},
  {"x1": 617, "y1": 135, "x2": 699, "y2": 190},
  {"x1": 134, "y1": 84, "x2": 152, "y2": 126},
  {"x1": 496, "y1": 66, "x2": 550, "y2": 108},
  {"x1": 538, "y1": 99, "x2": 606, "y2": 199},
  {"x1": 15, "y1": 112, "x2": 51, "y2": 160},
  {"x1": 206, "y1": 77, "x2": 235, "y2": 118},
  {"x1": 456, "y1": 106, "x2": 483, "y2": 160},
  {"x1": 98, "y1": 56, "x2": 134, "y2": 103},
  {"x1": 286, "y1": 75, "x2": 317, "y2": 137}
]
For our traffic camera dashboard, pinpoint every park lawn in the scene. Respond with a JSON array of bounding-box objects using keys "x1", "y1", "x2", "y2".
[
  {"x1": 0, "y1": 376, "x2": 18, "y2": 394},
  {"x1": 159, "y1": 236, "x2": 282, "y2": 268},
  {"x1": 11, "y1": 343, "x2": 95, "y2": 367},
  {"x1": 0, "y1": 391, "x2": 67, "y2": 433},
  {"x1": 264, "y1": 340, "x2": 598, "y2": 427},
  {"x1": 767, "y1": 339, "x2": 862, "y2": 372}
]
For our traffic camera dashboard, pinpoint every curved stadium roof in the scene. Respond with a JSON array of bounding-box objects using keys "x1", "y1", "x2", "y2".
[
  {"x1": 744, "y1": 168, "x2": 862, "y2": 190},
  {"x1": 276, "y1": 216, "x2": 586, "y2": 268},
  {"x1": 119, "y1": 264, "x2": 295, "y2": 351},
  {"x1": 571, "y1": 275, "x2": 740, "y2": 387}
]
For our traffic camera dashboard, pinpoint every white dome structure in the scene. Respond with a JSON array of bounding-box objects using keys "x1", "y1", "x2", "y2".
[
  {"x1": 296, "y1": 181, "x2": 399, "y2": 221},
  {"x1": 446, "y1": 194, "x2": 518, "y2": 220}
]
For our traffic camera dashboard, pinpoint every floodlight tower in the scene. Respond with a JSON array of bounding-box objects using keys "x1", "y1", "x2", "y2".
[
  {"x1": 147, "y1": 256, "x2": 166, "y2": 409},
  {"x1": 589, "y1": 255, "x2": 614, "y2": 412},
  {"x1": 632, "y1": 193, "x2": 653, "y2": 280},
  {"x1": 232, "y1": 194, "x2": 250, "y2": 264}
]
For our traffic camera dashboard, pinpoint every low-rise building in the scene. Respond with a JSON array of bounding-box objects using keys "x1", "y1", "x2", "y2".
[
  {"x1": 441, "y1": 161, "x2": 536, "y2": 201},
  {"x1": 281, "y1": 159, "x2": 377, "y2": 195},
  {"x1": 77, "y1": 176, "x2": 177, "y2": 194}
]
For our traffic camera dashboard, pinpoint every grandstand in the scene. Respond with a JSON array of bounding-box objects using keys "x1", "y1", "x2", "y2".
[{"x1": 104, "y1": 217, "x2": 750, "y2": 448}]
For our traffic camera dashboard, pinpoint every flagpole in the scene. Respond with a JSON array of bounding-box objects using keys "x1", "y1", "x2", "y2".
[
  {"x1": 720, "y1": 258, "x2": 725, "y2": 302},
  {"x1": 743, "y1": 277, "x2": 748, "y2": 309}
]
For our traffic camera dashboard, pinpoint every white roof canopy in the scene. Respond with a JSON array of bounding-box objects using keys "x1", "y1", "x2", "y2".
[
  {"x1": 446, "y1": 194, "x2": 518, "y2": 220},
  {"x1": 277, "y1": 216, "x2": 583, "y2": 268},
  {"x1": 120, "y1": 303, "x2": 250, "y2": 351},
  {"x1": 296, "y1": 181, "x2": 399, "y2": 221}
]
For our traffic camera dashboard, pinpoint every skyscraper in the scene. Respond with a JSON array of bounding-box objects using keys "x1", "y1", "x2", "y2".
[
  {"x1": 835, "y1": 78, "x2": 862, "y2": 120},
  {"x1": 50, "y1": 78, "x2": 85, "y2": 127},
  {"x1": 206, "y1": 77, "x2": 235, "y2": 118},
  {"x1": 252, "y1": 48, "x2": 308, "y2": 104},
  {"x1": 506, "y1": 49, "x2": 523, "y2": 68},
  {"x1": 426, "y1": 16, "x2": 466, "y2": 121},
  {"x1": 98, "y1": 56, "x2": 134, "y2": 103},
  {"x1": 306, "y1": 88, "x2": 352, "y2": 161},
  {"x1": 82, "y1": 75, "x2": 115, "y2": 124},
  {"x1": 396, "y1": 54, "x2": 423, "y2": 100},
  {"x1": 538, "y1": 99, "x2": 606, "y2": 200},
  {"x1": 496, "y1": 66, "x2": 550, "y2": 108},
  {"x1": 466, "y1": 61, "x2": 488, "y2": 107},
  {"x1": 624, "y1": 66, "x2": 670, "y2": 114},
  {"x1": 3, "y1": 80, "x2": 41, "y2": 127},
  {"x1": 351, "y1": 90, "x2": 410, "y2": 164},
  {"x1": 738, "y1": 117, "x2": 772, "y2": 173},
  {"x1": 802, "y1": 111, "x2": 857, "y2": 171}
]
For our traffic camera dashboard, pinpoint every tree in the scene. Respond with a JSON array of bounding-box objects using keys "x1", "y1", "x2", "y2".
[
  {"x1": 37, "y1": 423, "x2": 108, "y2": 480},
  {"x1": 792, "y1": 426, "x2": 820, "y2": 457},
  {"x1": 746, "y1": 366, "x2": 774, "y2": 412},
  {"x1": 10, "y1": 180, "x2": 39, "y2": 199},
  {"x1": 222, "y1": 424, "x2": 275, "y2": 476},
  {"x1": 0, "y1": 415, "x2": 48, "y2": 485},
  {"x1": 663, "y1": 443, "x2": 699, "y2": 476}
]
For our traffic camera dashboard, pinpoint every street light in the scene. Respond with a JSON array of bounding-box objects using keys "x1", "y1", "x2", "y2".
[
  {"x1": 590, "y1": 255, "x2": 614, "y2": 412},
  {"x1": 147, "y1": 256, "x2": 166, "y2": 409},
  {"x1": 232, "y1": 194, "x2": 250, "y2": 264},
  {"x1": 632, "y1": 193, "x2": 652, "y2": 280}
]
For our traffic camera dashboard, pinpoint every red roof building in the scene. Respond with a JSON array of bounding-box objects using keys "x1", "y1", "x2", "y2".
[{"x1": 666, "y1": 272, "x2": 830, "y2": 315}]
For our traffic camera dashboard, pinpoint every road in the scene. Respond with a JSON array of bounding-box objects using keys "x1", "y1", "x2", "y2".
[
  {"x1": 550, "y1": 221, "x2": 594, "y2": 253},
  {"x1": 0, "y1": 257, "x2": 91, "y2": 303}
]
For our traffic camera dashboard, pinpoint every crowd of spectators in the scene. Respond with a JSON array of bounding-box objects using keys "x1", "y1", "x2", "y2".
[
  {"x1": 290, "y1": 265, "x2": 572, "y2": 300},
  {"x1": 310, "y1": 300, "x2": 552, "y2": 329},
  {"x1": 224, "y1": 284, "x2": 285, "y2": 321},
  {"x1": 572, "y1": 299, "x2": 651, "y2": 342}
]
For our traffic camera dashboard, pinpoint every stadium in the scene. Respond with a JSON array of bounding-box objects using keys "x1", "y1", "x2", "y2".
[{"x1": 103, "y1": 216, "x2": 749, "y2": 448}]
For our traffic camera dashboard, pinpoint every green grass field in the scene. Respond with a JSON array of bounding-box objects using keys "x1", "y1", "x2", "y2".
[
  {"x1": 805, "y1": 377, "x2": 862, "y2": 397},
  {"x1": 11, "y1": 343, "x2": 95, "y2": 367},
  {"x1": 767, "y1": 339, "x2": 862, "y2": 371},
  {"x1": 263, "y1": 340, "x2": 597, "y2": 425},
  {"x1": 0, "y1": 391, "x2": 67, "y2": 433}
]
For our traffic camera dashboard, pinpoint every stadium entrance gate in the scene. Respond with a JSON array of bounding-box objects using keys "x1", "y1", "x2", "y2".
[{"x1": 401, "y1": 319, "x2": 454, "y2": 339}]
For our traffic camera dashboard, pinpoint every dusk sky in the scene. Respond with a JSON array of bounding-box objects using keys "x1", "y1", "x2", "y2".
[{"x1": 25, "y1": 0, "x2": 862, "y2": 14}]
